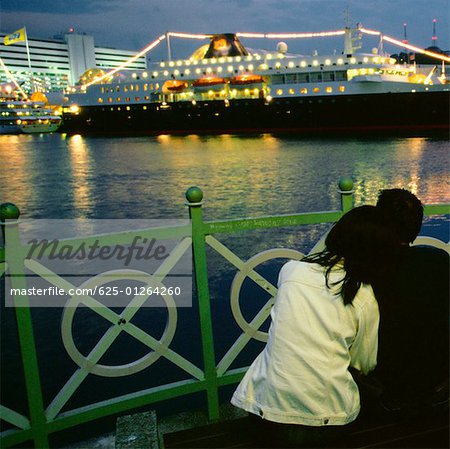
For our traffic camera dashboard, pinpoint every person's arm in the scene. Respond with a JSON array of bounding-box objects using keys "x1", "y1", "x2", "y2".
[{"x1": 349, "y1": 287, "x2": 380, "y2": 375}]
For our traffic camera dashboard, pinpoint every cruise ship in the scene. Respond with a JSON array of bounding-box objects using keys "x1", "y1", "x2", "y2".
[{"x1": 62, "y1": 29, "x2": 450, "y2": 135}]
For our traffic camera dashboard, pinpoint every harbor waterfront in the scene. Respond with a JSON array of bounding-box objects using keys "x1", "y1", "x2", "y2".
[{"x1": 0, "y1": 133, "x2": 449, "y2": 448}]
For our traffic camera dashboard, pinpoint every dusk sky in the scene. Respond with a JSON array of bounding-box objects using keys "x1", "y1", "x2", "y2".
[{"x1": 1, "y1": 0, "x2": 448, "y2": 61}]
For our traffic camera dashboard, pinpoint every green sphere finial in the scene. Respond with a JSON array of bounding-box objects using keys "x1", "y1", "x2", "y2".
[
  {"x1": 185, "y1": 187, "x2": 203, "y2": 203},
  {"x1": 338, "y1": 177, "x2": 354, "y2": 192},
  {"x1": 0, "y1": 203, "x2": 20, "y2": 222}
]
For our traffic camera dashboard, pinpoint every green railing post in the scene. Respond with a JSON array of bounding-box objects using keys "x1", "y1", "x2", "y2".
[
  {"x1": 185, "y1": 187, "x2": 220, "y2": 421},
  {"x1": 338, "y1": 177, "x2": 354, "y2": 213},
  {"x1": 0, "y1": 203, "x2": 49, "y2": 448}
]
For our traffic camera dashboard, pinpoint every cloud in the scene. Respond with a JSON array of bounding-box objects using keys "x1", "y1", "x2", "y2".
[
  {"x1": 0, "y1": 0, "x2": 122, "y2": 14},
  {"x1": 0, "y1": 0, "x2": 448, "y2": 56}
]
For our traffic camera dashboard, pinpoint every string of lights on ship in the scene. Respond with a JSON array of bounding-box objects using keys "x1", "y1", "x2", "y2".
[{"x1": 74, "y1": 27, "x2": 449, "y2": 92}]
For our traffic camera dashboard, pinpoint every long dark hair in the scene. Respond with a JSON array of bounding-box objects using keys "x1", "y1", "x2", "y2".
[{"x1": 303, "y1": 205, "x2": 398, "y2": 305}]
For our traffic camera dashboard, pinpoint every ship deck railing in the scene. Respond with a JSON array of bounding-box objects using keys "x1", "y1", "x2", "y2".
[{"x1": 0, "y1": 178, "x2": 449, "y2": 448}]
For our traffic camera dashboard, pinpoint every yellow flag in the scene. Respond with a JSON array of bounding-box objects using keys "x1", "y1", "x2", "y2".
[{"x1": 4, "y1": 28, "x2": 26, "y2": 45}]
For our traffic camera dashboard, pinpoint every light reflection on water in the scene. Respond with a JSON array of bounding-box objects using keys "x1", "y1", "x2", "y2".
[{"x1": 0, "y1": 134, "x2": 449, "y2": 220}]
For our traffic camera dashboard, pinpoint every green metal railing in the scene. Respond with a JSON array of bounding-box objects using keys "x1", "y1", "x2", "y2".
[{"x1": 0, "y1": 178, "x2": 449, "y2": 448}]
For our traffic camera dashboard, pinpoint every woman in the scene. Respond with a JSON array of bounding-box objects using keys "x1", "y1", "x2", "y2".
[{"x1": 231, "y1": 205, "x2": 397, "y2": 447}]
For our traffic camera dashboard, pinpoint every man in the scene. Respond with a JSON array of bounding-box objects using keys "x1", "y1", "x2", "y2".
[{"x1": 374, "y1": 189, "x2": 449, "y2": 413}]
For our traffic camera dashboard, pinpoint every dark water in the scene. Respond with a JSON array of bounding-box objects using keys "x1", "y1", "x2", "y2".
[
  {"x1": 1, "y1": 133, "x2": 449, "y2": 220},
  {"x1": 1, "y1": 134, "x2": 449, "y2": 444}
]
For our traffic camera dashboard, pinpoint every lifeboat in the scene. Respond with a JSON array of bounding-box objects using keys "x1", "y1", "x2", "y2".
[
  {"x1": 192, "y1": 77, "x2": 226, "y2": 92},
  {"x1": 162, "y1": 80, "x2": 188, "y2": 94},
  {"x1": 229, "y1": 74, "x2": 264, "y2": 85}
]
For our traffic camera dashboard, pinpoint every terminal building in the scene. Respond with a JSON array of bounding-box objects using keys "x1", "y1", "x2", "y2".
[{"x1": 0, "y1": 31, "x2": 147, "y2": 93}]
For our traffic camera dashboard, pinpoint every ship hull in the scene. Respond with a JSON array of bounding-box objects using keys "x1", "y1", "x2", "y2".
[
  {"x1": 62, "y1": 91, "x2": 450, "y2": 136},
  {"x1": 20, "y1": 123, "x2": 61, "y2": 134}
]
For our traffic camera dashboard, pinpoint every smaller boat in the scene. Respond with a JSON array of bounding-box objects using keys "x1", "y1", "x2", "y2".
[
  {"x1": 0, "y1": 100, "x2": 62, "y2": 135},
  {"x1": 229, "y1": 74, "x2": 264, "y2": 86},
  {"x1": 162, "y1": 80, "x2": 188, "y2": 93},
  {"x1": 18, "y1": 116, "x2": 62, "y2": 134},
  {"x1": 192, "y1": 77, "x2": 226, "y2": 92}
]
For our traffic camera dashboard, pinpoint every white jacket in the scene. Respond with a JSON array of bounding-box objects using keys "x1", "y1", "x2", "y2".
[{"x1": 231, "y1": 260, "x2": 379, "y2": 426}]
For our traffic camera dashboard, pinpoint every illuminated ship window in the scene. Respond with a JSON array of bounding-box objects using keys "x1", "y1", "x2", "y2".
[
  {"x1": 135, "y1": 85, "x2": 139, "y2": 92},
  {"x1": 135, "y1": 97, "x2": 140, "y2": 101},
  {"x1": 100, "y1": 87, "x2": 105, "y2": 93},
  {"x1": 130, "y1": 85, "x2": 134, "y2": 91},
  {"x1": 144, "y1": 96, "x2": 150, "y2": 100},
  {"x1": 143, "y1": 106, "x2": 147, "y2": 110},
  {"x1": 144, "y1": 84, "x2": 148, "y2": 91},
  {"x1": 97, "y1": 98, "x2": 103, "y2": 103},
  {"x1": 117, "y1": 97, "x2": 121, "y2": 102},
  {"x1": 276, "y1": 89, "x2": 283, "y2": 95},
  {"x1": 339, "y1": 86, "x2": 345, "y2": 92},
  {"x1": 300, "y1": 88, "x2": 307, "y2": 94},
  {"x1": 124, "y1": 86, "x2": 128, "y2": 92},
  {"x1": 326, "y1": 87, "x2": 332, "y2": 93},
  {"x1": 125, "y1": 97, "x2": 130, "y2": 101},
  {"x1": 126, "y1": 106, "x2": 131, "y2": 111},
  {"x1": 155, "y1": 83, "x2": 160, "y2": 89},
  {"x1": 289, "y1": 88, "x2": 295, "y2": 94},
  {"x1": 108, "y1": 98, "x2": 113, "y2": 103},
  {"x1": 313, "y1": 87, "x2": 320, "y2": 93}
]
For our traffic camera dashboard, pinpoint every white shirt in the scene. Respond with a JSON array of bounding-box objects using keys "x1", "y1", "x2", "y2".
[{"x1": 231, "y1": 260, "x2": 379, "y2": 427}]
